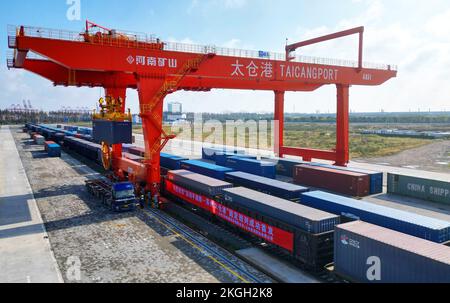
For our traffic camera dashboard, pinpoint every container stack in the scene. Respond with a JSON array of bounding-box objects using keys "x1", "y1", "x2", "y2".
[
  {"x1": 47, "y1": 143, "x2": 61, "y2": 157},
  {"x1": 167, "y1": 170, "x2": 233, "y2": 196},
  {"x1": 180, "y1": 160, "x2": 233, "y2": 180}
]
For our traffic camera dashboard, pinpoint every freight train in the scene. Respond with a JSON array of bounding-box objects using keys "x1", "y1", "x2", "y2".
[{"x1": 25, "y1": 123, "x2": 450, "y2": 282}]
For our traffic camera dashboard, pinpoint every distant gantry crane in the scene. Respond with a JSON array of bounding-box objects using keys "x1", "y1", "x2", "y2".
[{"x1": 6, "y1": 21, "x2": 397, "y2": 204}]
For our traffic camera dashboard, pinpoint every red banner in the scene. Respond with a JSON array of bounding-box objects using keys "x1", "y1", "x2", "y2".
[{"x1": 165, "y1": 180, "x2": 294, "y2": 252}]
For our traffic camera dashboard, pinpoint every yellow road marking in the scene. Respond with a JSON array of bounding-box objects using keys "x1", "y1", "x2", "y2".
[{"x1": 143, "y1": 209, "x2": 251, "y2": 283}]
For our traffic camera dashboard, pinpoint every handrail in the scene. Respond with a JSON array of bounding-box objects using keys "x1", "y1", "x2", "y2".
[{"x1": 7, "y1": 25, "x2": 397, "y2": 71}]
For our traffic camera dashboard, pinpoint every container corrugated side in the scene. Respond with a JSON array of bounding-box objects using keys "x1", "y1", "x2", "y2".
[
  {"x1": 294, "y1": 164, "x2": 370, "y2": 197},
  {"x1": 300, "y1": 191, "x2": 450, "y2": 243},
  {"x1": 334, "y1": 221, "x2": 450, "y2": 283},
  {"x1": 224, "y1": 171, "x2": 308, "y2": 201},
  {"x1": 222, "y1": 187, "x2": 340, "y2": 234},
  {"x1": 308, "y1": 163, "x2": 383, "y2": 195},
  {"x1": 168, "y1": 170, "x2": 233, "y2": 196},
  {"x1": 387, "y1": 173, "x2": 450, "y2": 205},
  {"x1": 160, "y1": 153, "x2": 189, "y2": 170}
]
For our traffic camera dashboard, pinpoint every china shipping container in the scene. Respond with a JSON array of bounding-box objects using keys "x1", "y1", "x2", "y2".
[
  {"x1": 222, "y1": 187, "x2": 340, "y2": 234},
  {"x1": 160, "y1": 153, "x2": 189, "y2": 170},
  {"x1": 307, "y1": 163, "x2": 383, "y2": 195},
  {"x1": 180, "y1": 159, "x2": 234, "y2": 180},
  {"x1": 168, "y1": 170, "x2": 233, "y2": 196},
  {"x1": 300, "y1": 191, "x2": 450, "y2": 243},
  {"x1": 387, "y1": 173, "x2": 450, "y2": 205},
  {"x1": 334, "y1": 221, "x2": 450, "y2": 283},
  {"x1": 224, "y1": 171, "x2": 309, "y2": 201},
  {"x1": 294, "y1": 164, "x2": 370, "y2": 197},
  {"x1": 44, "y1": 141, "x2": 56, "y2": 152},
  {"x1": 262, "y1": 157, "x2": 308, "y2": 177},
  {"x1": 225, "y1": 157, "x2": 276, "y2": 179}
]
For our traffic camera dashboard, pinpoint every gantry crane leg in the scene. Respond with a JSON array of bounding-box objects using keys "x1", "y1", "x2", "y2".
[
  {"x1": 274, "y1": 91, "x2": 285, "y2": 158},
  {"x1": 137, "y1": 77, "x2": 166, "y2": 204},
  {"x1": 335, "y1": 84, "x2": 350, "y2": 166}
]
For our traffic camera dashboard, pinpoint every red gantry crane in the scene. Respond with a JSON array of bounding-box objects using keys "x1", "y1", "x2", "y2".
[{"x1": 6, "y1": 22, "x2": 397, "y2": 204}]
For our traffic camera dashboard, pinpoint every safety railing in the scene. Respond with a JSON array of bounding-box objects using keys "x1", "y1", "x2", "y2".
[{"x1": 7, "y1": 25, "x2": 398, "y2": 72}]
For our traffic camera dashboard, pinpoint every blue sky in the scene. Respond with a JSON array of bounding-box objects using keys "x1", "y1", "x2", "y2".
[{"x1": 1, "y1": 0, "x2": 450, "y2": 113}]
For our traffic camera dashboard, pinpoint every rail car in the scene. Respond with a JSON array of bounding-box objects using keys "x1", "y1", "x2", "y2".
[{"x1": 162, "y1": 169, "x2": 340, "y2": 272}]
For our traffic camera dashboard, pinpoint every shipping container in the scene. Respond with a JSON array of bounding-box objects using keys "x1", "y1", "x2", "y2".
[
  {"x1": 92, "y1": 120, "x2": 132, "y2": 144},
  {"x1": 44, "y1": 141, "x2": 56, "y2": 152},
  {"x1": 334, "y1": 221, "x2": 450, "y2": 283},
  {"x1": 160, "y1": 153, "x2": 189, "y2": 170},
  {"x1": 180, "y1": 160, "x2": 233, "y2": 180},
  {"x1": 262, "y1": 157, "x2": 308, "y2": 177},
  {"x1": 225, "y1": 171, "x2": 308, "y2": 201},
  {"x1": 202, "y1": 147, "x2": 245, "y2": 161},
  {"x1": 306, "y1": 163, "x2": 383, "y2": 195},
  {"x1": 47, "y1": 143, "x2": 61, "y2": 158},
  {"x1": 387, "y1": 173, "x2": 450, "y2": 205},
  {"x1": 168, "y1": 170, "x2": 233, "y2": 196},
  {"x1": 300, "y1": 191, "x2": 450, "y2": 243},
  {"x1": 222, "y1": 187, "x2": 339, "y2": 234},
  {"x1": 225, "y1": 157, "x2": 276, "y2": 179},
  {"x1": 294, "y1": 164, "x2": 370, "y2": 197},
  {"x1": 215, "y1": 152, "x2": 257, "y2": 166},
  {"x1": 34, "y1": 135, "x2": 45, "y2": 145}
]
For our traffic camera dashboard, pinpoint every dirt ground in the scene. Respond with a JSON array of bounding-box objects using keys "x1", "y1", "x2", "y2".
[
  {"x1": 12, "y1": 127, "x2": 270, "y2": 283},
  {"x1": 356, "y1": 140, "x2": 450, "y2": 173}
]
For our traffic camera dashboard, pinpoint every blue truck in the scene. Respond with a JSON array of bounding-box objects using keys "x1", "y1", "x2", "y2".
[{"x1": 85, "y1": 179, "x2": 139, "y2": 212}]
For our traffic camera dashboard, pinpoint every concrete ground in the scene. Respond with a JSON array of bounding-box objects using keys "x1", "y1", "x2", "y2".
[
  {"x1": 5, "y1": 126, "x2": 271, "y2": 283},
  {"x1": 0, "y1": 126, "x2": 62, "y2": 283}
]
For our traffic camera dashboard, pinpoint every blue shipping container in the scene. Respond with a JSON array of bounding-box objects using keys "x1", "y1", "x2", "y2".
[
  {"x1": 202, "y1": 147, "x2": 245, "y2": 161},
  {"x1": 225, "y1": 171, "x2": 309, "y2": 201},
  {"x1": 300, "y1": 191, "x2": 450, "y2": 243},
  {"x1": 225, "y1": 157, "x2": 276, "y2": 179},
  {"x1": 160, "y1": 153, "x2": 189, "y2": 170},
  {"x1": 47, "y1": 143, "x2": 61, "y2": 157},
  {"x1": 215, "y1": 152, "x2": 257, "y2": 166},
  {"x1": 180, "y1": 160, "x2": 234, "y2": 180}
]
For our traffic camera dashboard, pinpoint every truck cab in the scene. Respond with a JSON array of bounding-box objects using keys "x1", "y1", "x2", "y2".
[{"x1": 111, "y1": 182, "x2": 138, "y2": 212}]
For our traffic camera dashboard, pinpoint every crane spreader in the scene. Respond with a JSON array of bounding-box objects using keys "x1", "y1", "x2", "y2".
[{"x1": 7, "y1": 21, "x2": 397, "y2": 204}]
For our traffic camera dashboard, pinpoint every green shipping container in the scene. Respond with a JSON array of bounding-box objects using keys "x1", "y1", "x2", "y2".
[{"x1": 387, "y1": 173, "x2": 450, "y2": 205}]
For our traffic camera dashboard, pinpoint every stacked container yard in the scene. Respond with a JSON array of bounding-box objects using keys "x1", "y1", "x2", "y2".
[
  {"x1": 387, "y1": 172, "x2": 450, "y2": 205},
  {"x1": 300, "y1": 191, "x2": 450, "y2": 243},
  {"x1": 180, "y1": 160, "x2": 233, "y2": 180},
  {"x1": 334, "y1": 221, "x2": 450, "y2": 283},
  {"x1": 294, "y1": 164, "x2": 370, "y2": 197},
  {"x1": 225, "y1": 157, "x2": 276, "y2": 179},
  {"x1": 225, "y1": 171, "x2": 309, "y2": 201}
]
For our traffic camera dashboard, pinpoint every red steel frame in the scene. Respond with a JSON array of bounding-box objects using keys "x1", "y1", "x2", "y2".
[{"x1": 7, "y1": 24, "x2": 396, "y2": 199}]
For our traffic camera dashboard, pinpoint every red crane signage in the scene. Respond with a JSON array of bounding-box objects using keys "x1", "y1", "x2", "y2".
[{"x1": 165, "y1": 180, "x2": 295, "y2": 252}]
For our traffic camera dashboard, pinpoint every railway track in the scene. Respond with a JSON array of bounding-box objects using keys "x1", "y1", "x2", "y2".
[{"x1": 143, "y1": 207, "x2": 270, "y2": 284}]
